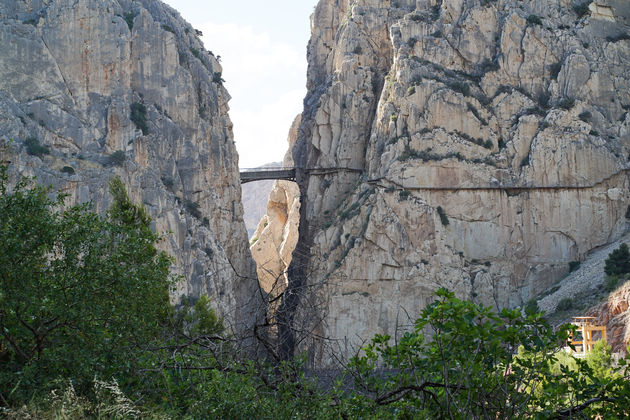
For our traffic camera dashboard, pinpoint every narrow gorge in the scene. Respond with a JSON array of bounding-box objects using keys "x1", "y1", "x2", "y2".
[{"x1": 2, "y1": 0, "x2": 630, "y2": 371}]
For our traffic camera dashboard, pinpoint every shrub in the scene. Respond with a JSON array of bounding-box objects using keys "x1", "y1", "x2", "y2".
[
  {"x1": 569, "y1": 260, "x2": 581, "y2": 272},
  {"x1": 606, "y1": 32, "x2": 630, "y2": 43},
  {"x1": 590, "y1": 129, "x2": 599, "y2": 136},
  {"x1": 557, "y1": 297, "x2": 573, "y2": 311},
  {"x1": 123, "y1": 12, "x2": 136, "y2": 30},
  {"x1": 399, "y1": 190, "x2": 411, "y2": 200},
  {"x1": 437, "y1": 206, "x2": 449, "y2": 226},
  {"x1": 525, "y1": 298, "x2": 540, "y2": 314},
  {"x1": 108, "y1": 150, "x2": 126, "y2": 166},
  {"x1": 161, "y1": 176, "x2": 174, "y2": 188},
  {"x1": 558, "y1": 97, "x2": 575, "y2": 110},
  {"x1": 604, "y1": 243, "x2": 630, "y2": 276},
  {"x1": 353, "y1": 45, "x2": 362, "y2": 54},
  {"x1": 431, "y1": 29, "x2": 443, "y2": 38},
  {"x1": 549, "y1": 62, "x2": 562, "y2": 80},
  {"x1": 520, "y1": 155, "x2": 530, "y2": 167},
  {"x1": 61, "y1": 166, "x2": 75, "y2": 175},
  {"x1": 448, "y1": 80, "x2": 470, "y2": 96},
  {"x1": 190, "y1": 46, "x2": 201, "y2": 59},
  {"x1": 410, "y1": 14, "x2": 422, "y2": 22},
  {"x1": 24, "y1": 136, "x2": 50, "y2": 156},
  {"x1": 526, "y1": 15, "x2": 543, "y2": 26},
  {"x1": 162, "y1": 24, "x2": 175, "y2": 33},
  {"x1": 184, "y1": 199, "x2": 202, "y2": 219},
  {"x1": 483, "y1": 140, "x2": 494, "y2": 149},
  {"x1": 480, "y1": 58, "x2": 500, "y2": 73},
  {"x1": 604, "y1": 275, "x2": 620, "y2": 292},
  {"x1": 130, "y1": 102, "x2": 148, "y2": 134},
  {"x1": 538, "y1": 91, "x2": 551, "y2": 109},
  {"x1": 407, "y1": 37, "x2": 418, "y2": 48},
  {"x1": 213, "y1": 72, "x2": 225, "y2": 85},
  {"x1": 578, "y1": 110, "x2": 592, "y2": 121},
  {"x1": 573, "y1": 2, "x2": 590, "y2": 18}
]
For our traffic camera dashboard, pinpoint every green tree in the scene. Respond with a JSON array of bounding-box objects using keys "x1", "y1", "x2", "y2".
[
  {"x1": 0, "y1": 167, "x2": 173, "y2": 403},
  {"x1": 347, "y1": 288, "x2": 630, "y2": 419},
  {"x1": 604, "y1": 243, "x2": 630, "y2": 276}
]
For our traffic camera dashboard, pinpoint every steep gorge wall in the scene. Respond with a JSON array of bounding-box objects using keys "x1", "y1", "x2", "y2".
[
  {"x1": 282, "y1": 0, "x2": 630, "y2": 365},
  {"x1": 0, "y1": 0, "x2": 261, "y2": 335}
]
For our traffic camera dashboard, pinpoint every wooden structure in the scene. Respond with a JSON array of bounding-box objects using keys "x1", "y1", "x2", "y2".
[{"x1": 569, "y1": 316, "x2": 607, "y2": 356}]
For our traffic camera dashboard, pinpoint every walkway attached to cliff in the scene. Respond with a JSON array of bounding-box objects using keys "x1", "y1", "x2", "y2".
[
  {"x1": 240, "y1": 167, "x2": 296, "y2": 184},
  {"x1": 239, "y1": 167, "x2": 363, "y2": 183}
]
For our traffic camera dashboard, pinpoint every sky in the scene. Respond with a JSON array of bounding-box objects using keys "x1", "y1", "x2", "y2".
[{"x1": 163, "y1": 1, "x2": 317, "y2": 168}]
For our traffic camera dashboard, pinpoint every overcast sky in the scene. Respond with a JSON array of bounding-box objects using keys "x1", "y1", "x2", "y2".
[{"x1": 163, "y1": 1, "x2": 316, "y2": 168}]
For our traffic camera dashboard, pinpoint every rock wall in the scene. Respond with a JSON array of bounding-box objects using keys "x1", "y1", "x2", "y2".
[
  {"x1": 250, "y1": 115, "x2": 301, "y2": 296},
  {"x1": 0, "y1": 0, "x2": 261, "y2": 336},
  {"x1": 281, "y1": 0, "x2": 630, "y2": 365}
]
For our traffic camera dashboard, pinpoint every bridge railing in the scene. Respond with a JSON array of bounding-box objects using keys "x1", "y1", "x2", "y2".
[{"x1": 240, "y1": 167, "x2": 295, "y2": 172}]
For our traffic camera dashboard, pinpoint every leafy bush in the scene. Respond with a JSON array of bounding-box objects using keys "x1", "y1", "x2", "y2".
[
  {"x1": 353, "y1": 45, "x2": 362, "y2": 54},
  {"x1": 437, "y1": 205, "x2": 449, "y2": 226},
  {"x1": 61, "y1": 165, "x2": 75, "y2": 175},
  {"x1": 448, "y1": 80, "x2": 470, "y2": 96},
  {"x1": 399, "y1": 190, "x2": 411, "y2": 200},
  {"x1": 24, "y1": 136, "x2": 50, "y2": 156},
  {"x1": 0, "y1": 171, "x2": 172, "y2": 402},
  {"x1": 190, "y1": 46, "x2": 201, "y2": 59},
  {"x1": 520, "y1": 155, "x2": 530, "y2": 167},
  {"x1": 161, "y1": 176, "x2": 174, "y2": 188},
  {"x1": 123, "y1": 12, "x2": 136, "y2": 30},
  {"x1": 573, "y1": 2, "x2": 591, "y2": 18},
  {"x1": 162, "y1": 24, "x2": 175, "y2": 33},
  {"x1": 525, "y1": 298, "x2": 540, "y2": 314},
  {"x1": 604, "y1": 243, "x2": 630, "y2": 276},
  {"x1": 557, "y1": 297, "x2": 573, "y2": 311},
  {"x1": 349, "y1": 288, "x2": 630, "y2": 419},
  {"x1": 558, "y1": 97, "x2": 575, "y2": 110},
  {"x1": 527, "y1": 14, "x2": 543, "y2": 26},
  {"x1": 483, "y1": 139, "x2": 494, "y2": 149},
  {"x1": 213, "y1": 72, "x2": 225, "y2": 85},
  {"x1": 569, "y1": 260, "x2": 581, "y2": 272},
  {"x1": 549, "y1": 62, "x2": 562, "y2": 80},
  {"x1": 579, "y1": 110, "x2": 592, "y2": 121},
  {"x1": 184, "y1": 199, "x2": 202, "y2": 219},
  {"x1": 108, "y1": 150, "x2": 126, "y2": 166},
  {"x1": 130, "y1": 102, "x2": 148, "y2": 134},
  {"x1": 604, "y1": 275, "x2": 620, "y2": 292},
  {"x1": 606, "y1": 32, "x2": 630, "y2": 43}
]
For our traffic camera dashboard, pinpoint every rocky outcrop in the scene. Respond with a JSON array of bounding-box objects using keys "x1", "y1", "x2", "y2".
[
  {"x1": 251, "y1": 116, "x2": 301, "y2": 295},
  {"x1": 587, "y1": 280, "x2": 630, "y2": 353},
  {"x1": 0, "y1": 0, "x2": 261, "y2": 336},
  {"x1": 280, "y1": 0, "x2": 630, "y2": 366}
]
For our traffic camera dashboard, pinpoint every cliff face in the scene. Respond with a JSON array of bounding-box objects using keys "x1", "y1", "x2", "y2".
[
  {"x1": 0, "y1": 0, "x2": 261, "y2": 334},
  {"x1": 282, "y1": 0, "x2": 630, "y2": 365}
]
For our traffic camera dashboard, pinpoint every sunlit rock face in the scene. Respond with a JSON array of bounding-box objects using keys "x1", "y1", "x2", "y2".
[
  {"x1": 283, "y1": 0, "x2": 630, "y2": 366},
  {"x1": 0, "y1": 0, "x2": 262, "y2": 336}
]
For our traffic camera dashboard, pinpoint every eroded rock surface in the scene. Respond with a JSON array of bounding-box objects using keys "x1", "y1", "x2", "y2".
[
  {"x1": 0, "y1": 0, "x2": 261, "y2": 336},
  {"x1": 279, "y1": 0, "x2": 630, "y2": 365}
]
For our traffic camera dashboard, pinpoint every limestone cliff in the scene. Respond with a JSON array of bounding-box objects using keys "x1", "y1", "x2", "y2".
[
  {"x1": 250, "y1": 116, "x2": 301, "y2": 296},
  {"x1": 279, "y1": 0, "x2": 630, "y2": 365},
  {"x1": 0, "y1": 0, "x2": 261, "y2": 335}
]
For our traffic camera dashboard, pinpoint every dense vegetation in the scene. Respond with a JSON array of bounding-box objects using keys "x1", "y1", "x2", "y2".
[{"x1": 1, "y1": 166, "x2": 629, "y2": 419}]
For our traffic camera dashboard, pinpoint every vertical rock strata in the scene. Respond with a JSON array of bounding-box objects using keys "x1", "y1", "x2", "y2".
[
  {"x1": 0, "y1": 0, "x2": 261, "y2": 335},
  {"x1": 284, "y1": 0, "x2": 630, "y2": 365}
]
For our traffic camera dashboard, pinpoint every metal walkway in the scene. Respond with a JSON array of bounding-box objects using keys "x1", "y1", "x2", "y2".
[
  {"x1": 239, "y1": 167, "x2": 364, "y2": 184},
  {"x1": 240, "y1": 167, "x2": 296, "y2": 184}
]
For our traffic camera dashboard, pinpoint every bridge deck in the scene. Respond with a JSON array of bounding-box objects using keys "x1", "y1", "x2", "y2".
[{"x1": 240, "y1": 168, "x2": 296, "y2": 184}]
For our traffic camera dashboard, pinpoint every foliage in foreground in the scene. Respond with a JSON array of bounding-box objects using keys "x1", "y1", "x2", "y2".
[{"x1": 1, "y1": 165, "x2": 629, "y2": 419}]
